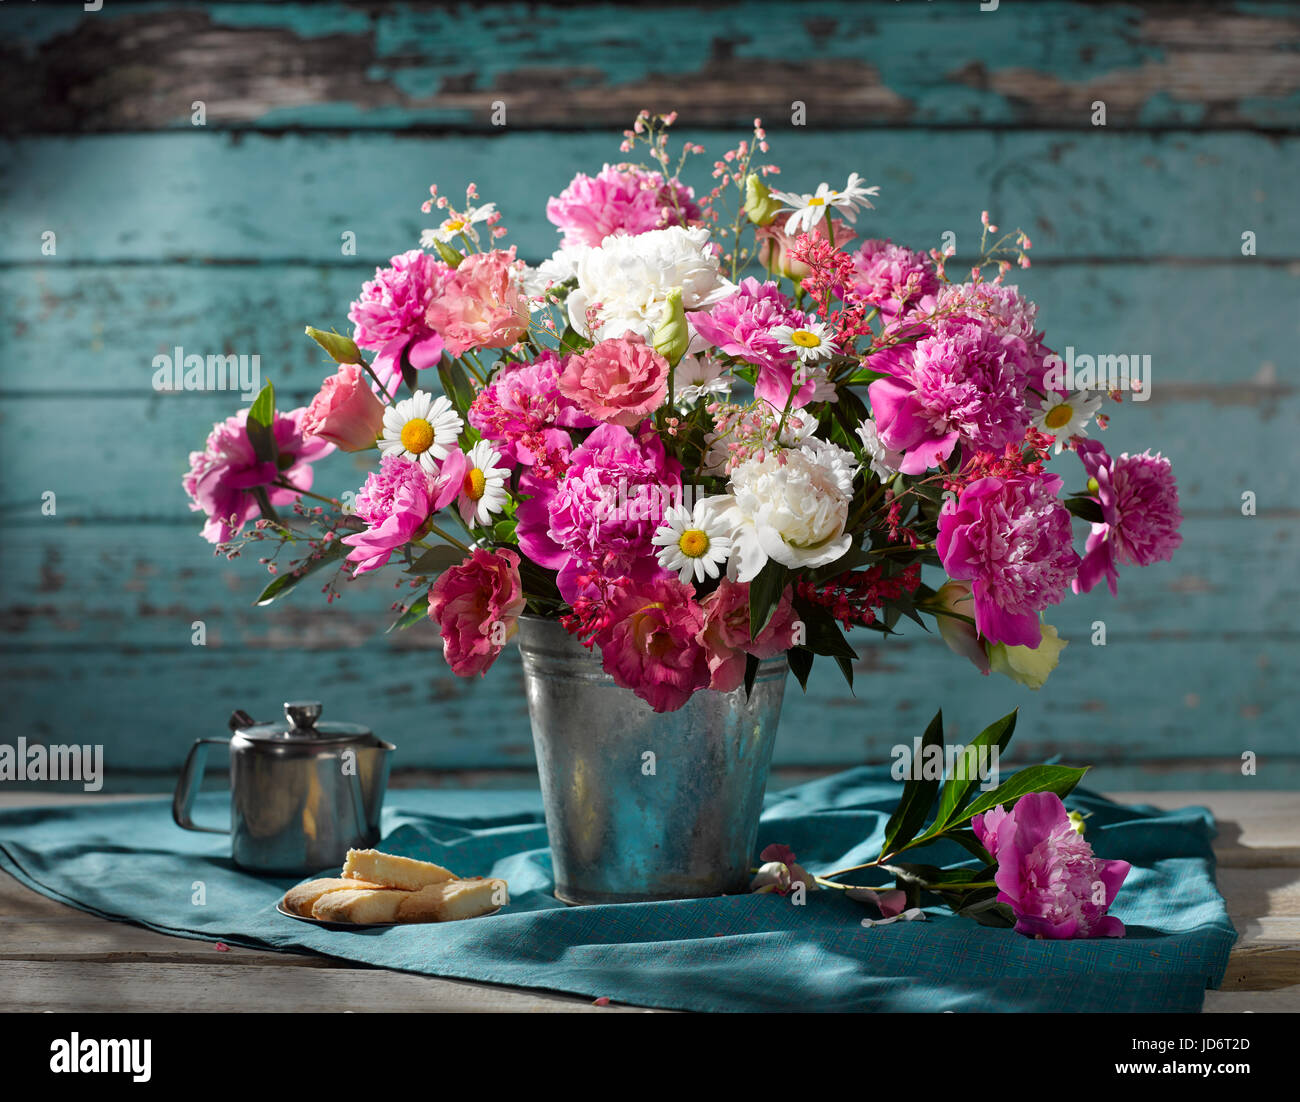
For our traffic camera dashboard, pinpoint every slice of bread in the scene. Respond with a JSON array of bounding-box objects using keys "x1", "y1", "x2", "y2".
[
  {"x1": 397, "y1": 878, "x2": 508, "y2": 922},
  {"x1": 342, "y1": 848, "x2": 456, "y2": 890},
  {"x1": 311, "y1": 887, "x2": 408, "y2": 924},
  {"x1": 282, "y1": 877, "x2": 387, "y2": 917}
]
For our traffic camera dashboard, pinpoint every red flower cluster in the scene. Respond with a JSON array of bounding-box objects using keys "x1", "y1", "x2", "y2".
[
  {"x1": 787, "y1": 233, "x2": 873, "y2": 346},
  {"x1": 796, "y1": 563, "x2": 922, "y2": 630}
]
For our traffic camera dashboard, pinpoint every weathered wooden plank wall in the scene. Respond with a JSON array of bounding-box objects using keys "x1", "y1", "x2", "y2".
[{"x1": 1, "y1": 0, "x2": 1297, "y2": 791}]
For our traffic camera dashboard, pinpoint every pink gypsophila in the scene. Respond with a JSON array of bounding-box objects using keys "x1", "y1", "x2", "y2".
[
  {"x1": 546, "y1": 163, "x2": 701, "y2": 249},
  {"x1": 974, "y1": 792, "x2": 1130, "y2": 939},
  {"x1": 184, "y1": 407, "x2": 334, "y2": 544},
  {"x1": 348, "y1": 250, "x2": 451, "y2": 397},
  {"x1": 515, "y1": 421, "x2": 681, "y2": 604},
  {"x1": 850, "y1": 239, "x2": 940, "y2": 319},
  {"x1": 867, "y1": 318, "x2": 1033, "y2": 474},
  {"x1": 1073, "y1": 440, "x2": 1183, "y2": 596},
  {"x1": 936, "y1": 472, "x2": 1080, "y2": 647},
  {"x1": 341, "y1": 454, "x2": 463, "y2": 576}
]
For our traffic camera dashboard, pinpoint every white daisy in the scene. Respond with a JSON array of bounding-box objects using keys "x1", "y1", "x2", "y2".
[
  {"x1": 769, "y1": 175, "x2": 879, "y2": 235},
  {"x1": 651, "y1": 500, "x2": 734, "y2": 586},
  {"x1": 835, "y1": 173, "x2": 880, "y2": 218},
  {"x1": 855, "y1": 420, "x2": 899, "y2": 481},
  {"x1": 1032, "y1": 391, "x2": 1103, "y2": 453},
  {"x1": 420, "y1": 202, "x2": 497, "y2": 247},
  {"x1": 771, "y1": 320, "x2": 837, "y2": 363},
  {"x1": 673, "y1": 354, "x2": 731, "y2": 406},
  {"x1": 378, "y1": 391, "x2": 463, "y2": 474},
  {"x1": 458, "y1": 440, "x2": 510, "y2": 526}
]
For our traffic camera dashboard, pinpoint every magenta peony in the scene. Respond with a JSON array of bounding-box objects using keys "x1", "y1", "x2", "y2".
[
  {"x1": 592, "y1": 575, "x2": 711, "y2": 712},
  {"x1": 556, "y1": 334, "x2": 670, "y2": 428},
  {"x1": 428, "y1": 548, "x2": 526, "y2": 677},
  {"x1": 936, "y1": 473, "x2": 1080, "y2": 648},
  {"x1": 849, "y1": 238, "x2": 939, "y2": 319},
  {"x1": 184, "y1": 407, "x2": 334, "y2": 544},
  {"x1": 546, "y1": 163, "x2": 701, "y2": 249},
  {"x1": 687, "y1": 278, "x2": 817, "y2": 409},
  {"x1": 974, "y1": 792, "x2": 1130, "y2": 939},
  {"x1": 424, "y1": 248, "x2": 530, "y2": 358},
  {"x1": 348, "y1": 250, "x2": 451, "y2": 396},
  {"x1": 468, "y1": 350, "x2": 598, "y2": 479},
  {"x1": 341, "y1": 454, "x2": 462, "y2": 576},
  {"x1": 696, "y1": 578, "x2": 800, "y2": 692},
  {"x1": 302, "y1": 363, "x2": 386, "y2": 451},
  {"x1": 516, "y1": 421, "x2": 681, "y2": 603},
  {"x1": 1073, "y1": 440, "x2": 1183, "y2": 596}
]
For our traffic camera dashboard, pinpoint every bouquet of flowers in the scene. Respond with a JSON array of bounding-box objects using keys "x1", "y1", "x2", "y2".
[{"x1": 184, "y1": 110, "x2": 1183, "y2": 715}]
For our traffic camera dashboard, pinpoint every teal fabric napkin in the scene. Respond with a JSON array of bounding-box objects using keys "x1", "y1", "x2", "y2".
[{"x1": 0, "y1": 769, "x2": 1236, "y2": 1012}]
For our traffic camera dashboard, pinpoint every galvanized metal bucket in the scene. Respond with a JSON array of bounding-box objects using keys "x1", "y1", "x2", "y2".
[{"x1": 516, "y1": 615, "x2": 788, "y2": 905}]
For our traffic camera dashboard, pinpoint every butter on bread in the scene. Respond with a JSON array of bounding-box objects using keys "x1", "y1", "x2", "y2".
[
  {"x1": 283, "y1": 877, "x2": 386, "y2": 917},
  {"x1": 311, "y1": 887, "x2": 407, "y2": 924},
  {"x1": 342, "y1": 848, "x2": 455, "y2": 890}
]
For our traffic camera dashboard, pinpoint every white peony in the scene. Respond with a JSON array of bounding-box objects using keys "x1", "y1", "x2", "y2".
[
  {"x1": 711, "y1": 440, "x2": 859, "y2": 581},
  {"x1": 855, "y1": 419, "x2": 900, "y2": 480},
  {"x1": 521, "y1": 245, "x2": 589, "y2": 300},
  {"x1": 567, "y1": 225, "x2": 734, "y2": 340}
]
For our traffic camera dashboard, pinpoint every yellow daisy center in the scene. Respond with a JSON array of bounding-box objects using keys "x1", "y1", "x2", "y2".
[
  {"x1": 445, "y1": 219, "x2": 465, "y2": 232},
  {"x1": 678, "y1": 529, "x2": 710, "y2": 558},
  {"x1": 400, "y1": 418, "x2": 435, "y2": 454},
  {"x1": 790, "y1": 329, "x2": 822, "y2": 349},
  {"x1": 464, "y1": 468, "x2": 487, "y2": 501},
  {"x1": 808, "y1": 197, "x2": 826, "y2": 206},
  {"x1": 1044, "y1": 404, "x2": 1074, "y2": 430}
]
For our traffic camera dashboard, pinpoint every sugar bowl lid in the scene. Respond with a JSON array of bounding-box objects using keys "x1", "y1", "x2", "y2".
[{"x1": 230, "y1": 701, "x2": 376, "y2": 745}]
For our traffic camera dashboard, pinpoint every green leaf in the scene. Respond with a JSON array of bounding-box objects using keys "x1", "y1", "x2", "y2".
[
  {"x1": 253, "y1": 540, "x2": 347, "y2": 605},
  {"x1": 399, "y1": 349, "x2": 419, "y2": 396},
  {"x1": 558, "y1": 325, "x2": 593, "y2": 358},
  {"x1": 880, "y1": 709, "x2": 944, "y2": 859},
  {"x1": 788, "y1": 646, "x2": 814, "y2": 691},
  {"x1": 432, "y1": 240, "x2": 464, "y2": 268},
  {"x1": 1065, "y1": 496, "x2": 1105, "y2": 524},
  {"x1": 386, "y1": 592, "x2": 430, "y2": 633},
  {"x1": 404, "y1": 544, "x2": 466, "y2": 576},
  {"x1": 304, "y1": 326, "x2": 362, "y2": 365},
  {"x1": 955, "y1": 764, "x2": 1091, "y2": 828},
  {"x1": 492, "y1": 517, "x2": 518, "y2": 543},
  {"x1": 245, "y1": 381, "x2": 278, "y2": 465},
  {"x1": 793, "y1": 598, "x2": 858, "y2": 662},
  {"x1": 437, "y1": 357, "x2": 478, "y2": 419},
  {"x1": 743, "y1": 652, "x2": 761, "y2": 701},
  {"x1": 748, "y1": 559, "x2": 788, "y2": 641},
  {"x1": 926, "y1": 709, "x2": 1019, "y2": 839}
]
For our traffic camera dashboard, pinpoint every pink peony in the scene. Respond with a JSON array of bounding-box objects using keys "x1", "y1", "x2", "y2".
[
  {"x1": 697, "y1": 579, "x2": 800, "y2": 692},
  {"x1": 516, "y1": 421, "x2": 681, "y2": 603},
  {"x1": 867, "y1": 318, "x2": 1033, "y2": 474},
  {"x1": 557, "y1": 334, "x2": 670, "y2": 428},
  {"x1": 424, "y1": 249, "x2": 530, "y2": 358},
  {"x1": 546, "y1": 164, "x2": 701, "y2": 249},
  {"x1": 849, "y1": 239, "x2": 939, "y2": 319},
  {"x1": 592, "y1": 575, "x2": 711, "y2": 712},
  {"x1": 756, "y1": 216, "x2": 855, "y2": 280},
  {"x1": 1072, "y1": 440, "x2": 1183, "y2": 596},
  {"x1": 936, "y1": 473, "x2": 1080, "y2": 648},
  {"x1": 428, "y1": 548, "x2": 526, "y2": 677},
  {"x1": 184, "y1": 407, "x2": 334, "y2": 544},
  {"x1": 348, "y1": 250, "x2": 452, "y2": 396},
  {"x1": 340, "y1": 454, "x2": 463, "y2": 576},
  {"x1": 974, "y1": 792, "x2": 1130, "y2": 939},
  {"x1": 302, "y1": 363, "x2": 386, "y2": 451},
  {"x1": 468, "y1": 350, "x2": 597, "y2": 479},
  {"x1": 688, "y1": 278, "x2": 817, "y2": 409}
]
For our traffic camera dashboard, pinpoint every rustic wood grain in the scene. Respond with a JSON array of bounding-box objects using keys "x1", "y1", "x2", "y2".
[{"x1": 4, "y1": 2, "x2": 1298, "y2": 133}]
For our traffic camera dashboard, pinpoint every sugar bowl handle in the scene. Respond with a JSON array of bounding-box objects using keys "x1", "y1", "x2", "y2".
[{"x1": 172, "y1": 738, "x2": 232, "y2": 834}]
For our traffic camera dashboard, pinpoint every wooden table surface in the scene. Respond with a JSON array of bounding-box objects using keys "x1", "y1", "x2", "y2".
[{"x1": 1, "y1": 790, "x2": 1297, "y2": 1014}]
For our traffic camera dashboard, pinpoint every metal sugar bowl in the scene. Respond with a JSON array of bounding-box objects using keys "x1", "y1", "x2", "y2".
[{"x1": 172, "y1": 701, "x2": 393, "y2": 875}]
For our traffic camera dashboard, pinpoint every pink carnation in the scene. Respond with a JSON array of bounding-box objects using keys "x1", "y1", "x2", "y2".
[
  {"x1": 183, "y1": 407, "x2": 334, "y2": 544},
  {"x1": 424, "y1": 249, "x2": 530, "y2": 358},
  {"x1": 936, "y1": 473, "x2": 1080, "y2": 648},
  {"x1": 515, "y1": 421, "x2": 680, "y2": 604},
  {"x1": 592, "y1": 575, "x2": 711, "y2": 713},
  {"x1": 1073, "y1": 440, "x2": 1183, "y2": 596},
  {"x1": 302, "y1": 363, "x2": 385, "y2": 451},
  {"x1": 697, "y1": 579, "x2": 800, "y2": 692},
  {"x1": 546, "y1": 164, "x2": 701, "y2": 249},
  {"x1": 348, "y1": 250, "x2": 451, "y2": 397},
  {"x1": 849, "y1": 239, "x2": 939, "y2": 319},
  {"x1": 341, "y1": 454, "x2": 463, "y2": 576},
  {"x1": 557, "y1": 334, "x2": 669, "y2": 428},
  {"x1": 688, "y1": 278, "x2": 816, "y2": 410},
  {"x1": 974, "y1": 792, "x2": 1130, "y2": 939},
  {"x1": 428, "y1": 548, "x2": 526, "y2": 677},
  {"x1": 867, "y1": 318, "x2": 1033, "y2": 474}
]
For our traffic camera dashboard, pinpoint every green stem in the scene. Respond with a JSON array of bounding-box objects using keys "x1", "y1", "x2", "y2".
[{"x1": 425, "y1": 523, "x2": 472, "y2": 554}]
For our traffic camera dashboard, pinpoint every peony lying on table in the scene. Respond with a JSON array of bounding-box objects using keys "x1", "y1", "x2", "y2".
[{"x1": 184, "y1": 110, "x2": 1182, "y2": 714}]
